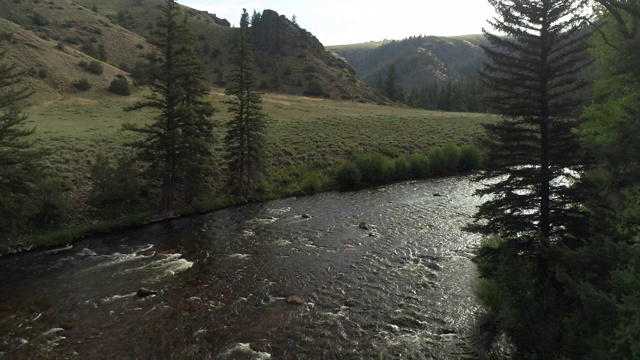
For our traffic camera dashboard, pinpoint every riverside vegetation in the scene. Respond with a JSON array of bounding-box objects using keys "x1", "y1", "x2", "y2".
[
  {"x1": 0, "y1": 1, "x2": 490, "y2": 250},
  {"x1": 7, "y1": 93, "x2": 489, "y2": 249}
]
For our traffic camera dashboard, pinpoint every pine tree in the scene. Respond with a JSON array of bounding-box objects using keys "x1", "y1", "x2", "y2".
[
  {"x1": 224, "y1": 9, "x2": 268, "y2": 198},
  {"x1": 0, "y1": 46, "x2": 49, "y2": 236},
  {"x1": 124, "y1": 0, "x2": 216, "y2": 216},
  {"x1": 470, "y1": 0, "x2": 593, "y2": 356},
  {"x1": 471, "y1": 0, "x2": 592, "y2": 244},
  {"x1": 384, "y1": 64, "x2": 398, "y2": 101}
]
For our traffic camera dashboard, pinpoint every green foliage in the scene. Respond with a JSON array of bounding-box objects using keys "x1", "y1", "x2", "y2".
[
  {"x1": 471, "y1": 0, "x2": 590, "y2": 242},
  {"x1": 299, "y1": 171, "x2": 329, "y2": 194},
  {"x1": 31, "y1": 12, "x2": 49, "y2": 26},
  {"x1": 442, "y1": 142, "x2": 461, "y2": 173},
  {"x1": 97, "y1": 44, "x2": 107, "y2": 61},
  {"x1": 73, "y1": 78, "x2": 91, "y2": 90},
  {"x1": 0, "y1": 46, "x2": 65, "y2": 238},
  {"x1": 124, "y1": 0, "x2": 216, "y2": 215},
  {"x1": 129, "y1": 60, "x2": 153, "y2": 86},
  {"x1": 89, "y1": 153, "x2": 143, "y2": 210},
  {"x1": 469, "y1": 1, "x2": 632, "y2": 359},
  {"x1": 409, "y1": 153, "x2": 429, "y2": 178},
  {"x1": 394, "y1": 155, "x2": 411, "y2": 180},
  {"x1": 108, "y1": 76, "x2": 131, "y2": 96},
  {"x1": 384, "y1": 64, "x2": 398, "y2": 101},
  {"x1": 426, "y1": 146, "x2": 445, "y2": 176},
  {"x1": 458, "y1": 144, "x2": 482, "y2": 172},
  {"x1": 335, "y1": 161, "x2": 361, "y2": 189},
  {"x1": 352, "y1": 153, "x2": 396, "y2": 185},
  {"x1": 115, "y1": 9, "x2": 137, "y2": 30},
  {"x1": 81, "y1": 43, "x2": 97, "y2": 57},
  {"x1": 28, "y1": 178, "x2": 69, "y2": 229},
  {"x1": 87, "y1": 60, "x2": 103, "y2": 75},
  {"x1": 304, "y1": 78, "x2": 324, "y2": 97},
  {"x1": 335, "y1": 145, "x2": 482, "y2": 190},
  {"x1": 224, "y1": 9, "x2": 268, "y2": 198}
]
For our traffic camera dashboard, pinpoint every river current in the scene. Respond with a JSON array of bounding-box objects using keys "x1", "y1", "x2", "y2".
[{"x1": 0, "y1": 177, "x2": 484, "y2": 359}]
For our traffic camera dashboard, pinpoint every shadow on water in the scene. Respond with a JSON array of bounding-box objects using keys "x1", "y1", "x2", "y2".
[{"x1": 0, "y1": 177, "x2": 486, "y2": 359}]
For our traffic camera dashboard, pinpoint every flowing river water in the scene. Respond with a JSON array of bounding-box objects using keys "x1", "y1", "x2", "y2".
[{"x1": 0, "y1": 177, "x2": 486, "y2": 359}]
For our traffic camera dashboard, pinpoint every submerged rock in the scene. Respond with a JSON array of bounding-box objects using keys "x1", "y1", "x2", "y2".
[
  {"x1": 250, "y1": 342, "x2": 271, "y2": 353},
  {"x1": 301, "y1": 213, "x2": 311, "y2": 219},
  {"x1": 359, "y1": 221, "x2": 377, "y2": 230},
  {"x1": 136, "y1": 287, "x2": 157, "y2": 298},
  {"x1": 286, "y1": 295, "x2": 305, "y2": 305}
]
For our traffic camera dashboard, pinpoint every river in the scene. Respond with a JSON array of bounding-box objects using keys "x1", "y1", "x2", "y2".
[{"x1": 0, "y1": 177, "x2": 485, "y2": 359}]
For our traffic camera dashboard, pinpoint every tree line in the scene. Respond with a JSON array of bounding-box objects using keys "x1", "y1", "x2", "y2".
[
  {"x1": 471, "y1": 0, "x2": 640, "y2": 358},
  {"x1": 377, "y1": 64, "x2": 485, "y2": 112}
]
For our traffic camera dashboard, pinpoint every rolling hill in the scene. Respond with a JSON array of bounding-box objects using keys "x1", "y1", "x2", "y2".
[
  {"x1": 328, "y1": 35, "x2": 488, "y2": 92},
  {"x1": 0, "y1": 0, "x2": 385, "y2": 102}
]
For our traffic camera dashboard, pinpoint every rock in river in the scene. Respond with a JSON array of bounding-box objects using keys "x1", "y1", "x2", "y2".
[
  {"x1": 359, "y1": 221, "x2": 376, "y2": 230},
  {"x1": 136, "y1": 288, "x2": 158, "y2": 298},
  {"x1": 286, "y1": 295, "x2": 305, "y2": 305}
]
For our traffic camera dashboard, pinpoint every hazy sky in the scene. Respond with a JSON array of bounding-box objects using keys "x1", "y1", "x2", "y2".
[{"x1": 177, "y1": 0, "x2": 498, "y2": 46}]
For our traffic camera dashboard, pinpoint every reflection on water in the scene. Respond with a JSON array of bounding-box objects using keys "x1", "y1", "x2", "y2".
[{"x1": 0, "y1": 177, "x2": 483, "y2": 359}]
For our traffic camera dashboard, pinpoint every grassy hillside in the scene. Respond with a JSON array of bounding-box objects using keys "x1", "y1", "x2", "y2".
[
  {"x1": 25, "y1": 90, "x2": 495, "y2": 207},
  {"x1": 328, "y1": 35, "x2": 487, "y2": 91},
  {"x1": 0, "y1": 0, "x2": 385, "y2": 102}
]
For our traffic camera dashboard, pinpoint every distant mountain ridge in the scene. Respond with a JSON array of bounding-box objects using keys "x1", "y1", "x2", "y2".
[{"x1": 329, "y1": 35, "x2": 488, "y2": 92}]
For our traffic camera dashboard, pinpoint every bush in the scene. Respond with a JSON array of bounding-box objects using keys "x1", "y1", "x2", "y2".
[
  {"x1": 78, "y1": 60, "x2": 89, "y2": 68},
  {"x1": 89, "y1": 153, "x2": 144, "y2": 210},
  {"x1": 108, "y1": 76, "x2": 131, "y2": 95},
  {"x1": 409, "y1": 153, "x2": 429, "y2": 178},
  {"x1": 442, "y1": 142, "x2": 462, "y2": 173},
  {"x1": 73, "y1": 78, "x2": 91, "y2": 90},
  {"x1": 129, "y1": 61, "x2": 152, "y2": 85},
  {"x1": 353, "y1": 153, "x2": 387, "y2": 185},
  {"x1": 32, "y1": 12, "x2": 49, "y2": 26},
  {"x1": 29, "y1": 178, "x2": 69, "y2": 229},
  {"x1": 395, "y1": 155, "x2": 411, "y2": 180},
  {"x1": 87, "y1": 60, "x2": 103, "y2": 75},
  {"x1": 81, "y1": 43, "x2": 97, "y2": 57},
  {"x1": 300, "y1": 171, "x2": 328, "y2": 194},
  {"x1": 427, "y1": 147, "x2": 446, "y2": 176},
  {"x1": 459, "y1": 144, "x2": 483, "y2": 171},
  {"x1": 336, "y1": 161, "x2": 362, "y2": 189},
  {"x1": 304, "y1": 78, "x2": 324, "y2": 97}
]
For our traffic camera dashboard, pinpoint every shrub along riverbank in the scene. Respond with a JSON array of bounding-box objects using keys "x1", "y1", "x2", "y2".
[{"x1": 2, "y1": 93, "x2": 495, "y2": 254}]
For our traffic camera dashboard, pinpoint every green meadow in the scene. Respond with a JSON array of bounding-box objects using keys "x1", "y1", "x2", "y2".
[
  {"x1": 18, "y1": 91, "x2": 495, "y2": 247},
  {"x1": 27, "y1": 91, "x2": 494, "y2": 194}
]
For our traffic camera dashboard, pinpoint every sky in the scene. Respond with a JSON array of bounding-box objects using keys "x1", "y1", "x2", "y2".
[{"x1": 177, "y1": 0, "x2": 498, "y2": 46}]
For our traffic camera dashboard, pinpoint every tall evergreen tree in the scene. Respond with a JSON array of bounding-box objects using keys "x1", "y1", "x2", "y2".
[
  {"x1": 0, "y1": 46, "x2": 39, "y2": 236},
  {"x1": 0, "y1": 46, "x2": 64, "y2": 237},
  {"x1": 470, "y1": 0, "x2": 593, "y2": 357},
  {"x1": 471, "y1": 0, "x2": 592, "y2": 243},
  {"x1": 384, "y1": 64, "x2": 398, "y2": 101},
  {"x1": 124, "y1": 0, "x2": 216, "y2": 216},
  {"x1": 224, "y1": 9, "x2": 268, "y2": 198}
]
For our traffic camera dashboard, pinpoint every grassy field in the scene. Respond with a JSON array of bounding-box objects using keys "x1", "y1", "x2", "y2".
[
  {"x1": 26, "y1": 90, "x2": 495, "y2": 192},
  {"x1": 16, "y1": 90, "x2": 496, "y2": 246}
]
